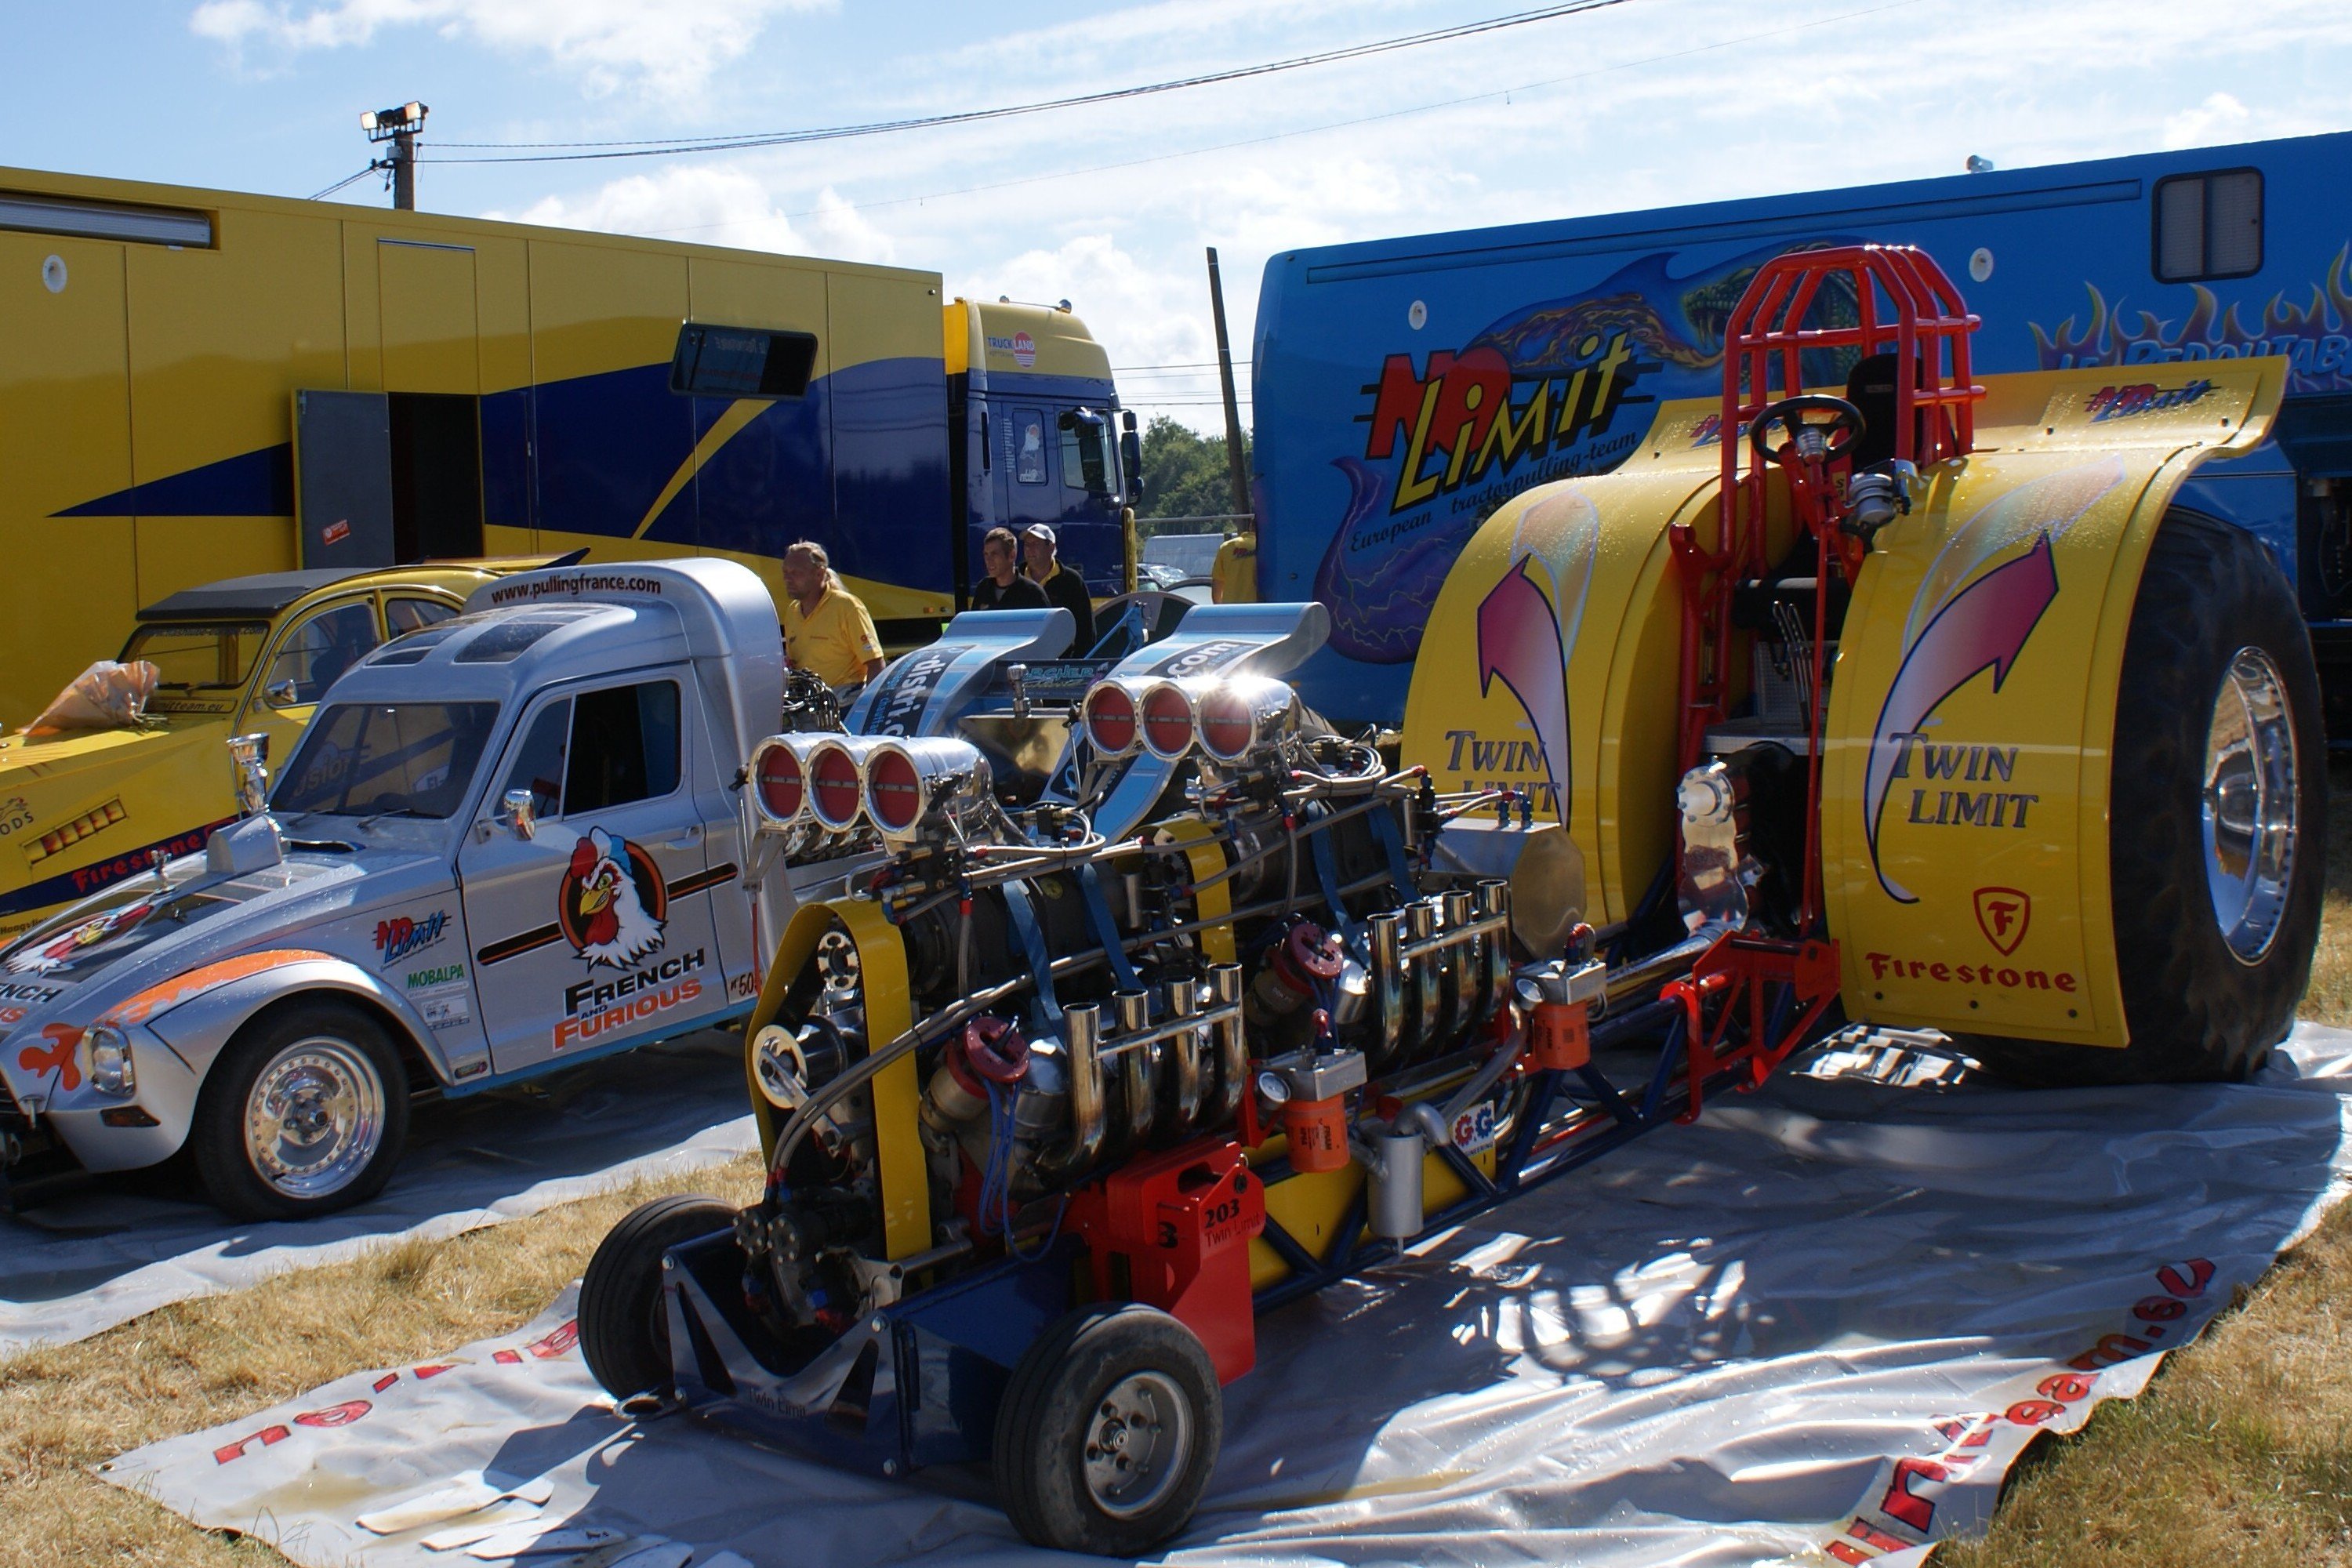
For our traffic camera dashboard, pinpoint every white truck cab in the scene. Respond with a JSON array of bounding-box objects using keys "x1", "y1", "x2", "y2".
[{"x1": 0, "y1": 560, "x2": 801, "y2": 1218}]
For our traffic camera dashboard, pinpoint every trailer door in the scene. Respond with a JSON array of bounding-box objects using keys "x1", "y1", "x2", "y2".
[{"x1": 292, "y1": 389, "x2": 396, "y2": 569}]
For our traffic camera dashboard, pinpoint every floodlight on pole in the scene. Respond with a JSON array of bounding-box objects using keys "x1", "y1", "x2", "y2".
[{"x1": 359, "y1": 100, "x2": 430, "y2": 211}]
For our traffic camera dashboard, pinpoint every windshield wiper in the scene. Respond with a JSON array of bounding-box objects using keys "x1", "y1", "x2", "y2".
[{"x1": 356, "y1": 806, "x2": 439, "y2": 828}]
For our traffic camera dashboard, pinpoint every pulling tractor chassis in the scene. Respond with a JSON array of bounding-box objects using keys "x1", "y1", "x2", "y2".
[{"x1": 581, "y1": 247, "x2": 2324, "y2": 1555}]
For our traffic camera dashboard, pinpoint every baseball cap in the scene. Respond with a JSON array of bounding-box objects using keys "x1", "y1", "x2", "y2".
[{"x1": 1022, "y1": 523, "x2": 1057, "y2": 545}]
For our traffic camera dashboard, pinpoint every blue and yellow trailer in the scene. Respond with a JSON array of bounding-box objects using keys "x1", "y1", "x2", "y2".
[{"x1": 0, "y1": 165, "x2": 1138, "y2": 724}]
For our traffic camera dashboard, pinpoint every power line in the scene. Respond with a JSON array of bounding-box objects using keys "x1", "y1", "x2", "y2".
[
  {"x1": 611, "y1": 0, "x2": 1930, "y2": 240},
  {"x1": 308, "y1": 165, "x2": 376, "y2": 201},
  {"x1": 419, "y1": 0, "x2": 1642, "y2": 165}
]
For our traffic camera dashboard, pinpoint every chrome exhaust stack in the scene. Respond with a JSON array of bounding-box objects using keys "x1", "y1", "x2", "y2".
[
  {"x1": 1367, "y1": 909, "x2": 1406, "y2": 1070},
  {"x1": 1039, "y1": 1004, "x2": 1105, "y2": 1180},
  {"x1": 1210, "y1": 964, "x2": 1247, "y2": 1120},
  {"x1": 1162, "y1": 978, "x2": 1205, "y2": 1136},
  {"x1": 1112, "y1": 989, "x2": 1156, "y2": 1149}
]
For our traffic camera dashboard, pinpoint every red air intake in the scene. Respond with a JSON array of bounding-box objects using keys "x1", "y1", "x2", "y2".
[
  {"x1": 1141, "y1": 682, "x2": 1196, "y2": 760},
  {"x1": 1083, "y1": 682, "x2": 1140, "y2": 757},
  {"x1": 755, "y1": 742, "x2": 805, "y2": 823},
  {"x1": 809, "y1": 744, "x2": 865, "y2": 830},
  {"x1": 865, "y1": 747, "x2": 922, "y2": 836}
]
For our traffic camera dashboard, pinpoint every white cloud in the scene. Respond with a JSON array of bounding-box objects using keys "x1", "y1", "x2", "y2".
[
  {"x1": 486, "y1": 165, "x2": 898, "y2": 267},
  {"x1": 489, "y1": 165, "x2": 807, "y2": 252},
  {"x1": 2162, "y1": 91, "x2": 2255, "y2": 150},
  {"x1": 190, "y1": 0, "x2": 831, "y2": 99}
]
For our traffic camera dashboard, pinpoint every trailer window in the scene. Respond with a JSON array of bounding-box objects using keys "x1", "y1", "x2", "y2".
[
  {"x1": 2154, "y1": 169, "x2": 2263, "y2": 283},
  {"x1": 670, "y1": 323, "x2": 818, "y2": 399}
]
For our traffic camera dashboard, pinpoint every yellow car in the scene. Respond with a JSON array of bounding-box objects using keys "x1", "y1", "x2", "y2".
[{"x1": 0, "y1": 558, "x2": 565, "y2": 942}]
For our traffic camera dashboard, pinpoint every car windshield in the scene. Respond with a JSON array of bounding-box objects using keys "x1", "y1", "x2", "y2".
[
  {"x1": 121, "y1": 621, "x2": 270, "y2": 691},
  {"x1": 273, "y1": 702, "x2": 500, "y2": 819}
]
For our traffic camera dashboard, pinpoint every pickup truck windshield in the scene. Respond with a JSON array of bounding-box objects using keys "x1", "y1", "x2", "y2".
[
  {"x1": 122, "y1": 621, "x2": 270, "y2": 691},
  {"x1": 274, "y1": 702, "x2": 499, "y2": 819}
]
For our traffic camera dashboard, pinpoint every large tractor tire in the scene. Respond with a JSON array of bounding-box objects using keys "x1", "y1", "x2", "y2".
[{"x1": 1960, "y1": 510, "x2": 2325, "y2": 1087}]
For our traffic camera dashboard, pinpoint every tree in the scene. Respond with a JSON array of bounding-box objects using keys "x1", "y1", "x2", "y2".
[{"x1": 1136, "y1": 415, "x2": 1250, "y2": 529}]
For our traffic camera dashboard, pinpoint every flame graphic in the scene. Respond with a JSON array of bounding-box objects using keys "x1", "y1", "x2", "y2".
[{"x1": 2032, "y1": 245, "x2": 2352, "y2": 390}]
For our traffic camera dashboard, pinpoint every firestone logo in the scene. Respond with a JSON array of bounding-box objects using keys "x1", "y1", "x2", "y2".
[{"x1": 1975, "y1": 887, "x2": 2031, "y2": 956}]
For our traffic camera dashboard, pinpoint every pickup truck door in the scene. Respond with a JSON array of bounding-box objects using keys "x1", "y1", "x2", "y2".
[{"x1": 456, "y1": 670, "x2": 733, "y2": 1076}]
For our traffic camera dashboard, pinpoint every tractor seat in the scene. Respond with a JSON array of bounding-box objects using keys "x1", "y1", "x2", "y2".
[{"x1": 1846, "y1": 351, "x2": 1955, "y2": 470}]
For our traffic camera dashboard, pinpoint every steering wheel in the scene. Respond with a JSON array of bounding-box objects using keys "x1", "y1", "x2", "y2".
[{"x1": 1749, "y1": 394, "x2": 1865, "y2": 466}]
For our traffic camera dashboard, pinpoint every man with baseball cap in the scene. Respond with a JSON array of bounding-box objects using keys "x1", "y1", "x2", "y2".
[{"x1": 1022, "y1": 523, "x2": 1095, "y2": 654}]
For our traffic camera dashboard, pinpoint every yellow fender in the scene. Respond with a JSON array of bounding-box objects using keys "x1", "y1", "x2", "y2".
[
  {"x1": 745, "y1": 896, "x2": 931, "y2": 1260},
  {"x1": 1404, "y1": 359, "x2": 2285, "y2": 1045}
]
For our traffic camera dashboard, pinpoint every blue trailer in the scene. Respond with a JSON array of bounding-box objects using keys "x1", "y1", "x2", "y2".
[{"x1": 1250, "y1": 129, "x2": 2352, "y2": 730}]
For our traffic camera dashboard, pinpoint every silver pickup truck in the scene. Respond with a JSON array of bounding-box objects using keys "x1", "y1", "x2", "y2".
[{"x1": 0, "y1": 561, "x2": 808, "y2": 1218}]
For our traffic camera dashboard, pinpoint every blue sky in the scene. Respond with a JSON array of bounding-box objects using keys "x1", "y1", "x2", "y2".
[{"x1": 5, "y1": 1, "x2": 2347, "y2": 430}]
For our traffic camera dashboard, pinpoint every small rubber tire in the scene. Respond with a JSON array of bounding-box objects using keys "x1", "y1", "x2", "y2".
[
  {"x1": 993, "y1": 1302, "x2": 1222, "y2": 1555},
  {"x1": 579, "y1": 1193, "x2": 735, "y2": 1400},
  {"x1": 191, "y1": 998, "x2": 410, "y2": 1221},
  {"x1": 1959, "y1": 510, "x2": 2325, "y2": 1087}
]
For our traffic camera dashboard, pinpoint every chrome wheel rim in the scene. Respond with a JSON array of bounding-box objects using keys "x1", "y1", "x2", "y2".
[
  {"x1": 244, "y1": 1037, "x2": 386, "y2": 1200},
  {"x1": 1081, "y1": 1370, "x2": 1192, "y2": 1519},
  {"x1": 2201, "y1": 647, "x2": 2299, "y2": 965}
]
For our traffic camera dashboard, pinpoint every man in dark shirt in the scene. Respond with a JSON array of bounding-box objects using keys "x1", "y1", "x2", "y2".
[
  {"x1": 970, "y1": 527, "x2": 1048, "y2": 612},
  {"x1": 1023, "y1": 523, "x2": 1096, "y2": 654}
]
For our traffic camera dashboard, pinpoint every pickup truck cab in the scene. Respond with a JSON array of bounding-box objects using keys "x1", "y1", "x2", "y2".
[
  {"x1": 0, "y1": 560, "x2": 797, "y2": 1218},
  {"x1": 0, "y1": 558, "x2": 576, "y2": 946}
]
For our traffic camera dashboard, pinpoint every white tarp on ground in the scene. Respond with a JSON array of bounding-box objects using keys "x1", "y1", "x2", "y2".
[
  {"x1": 103, "y1": 1025, "x2": 2352, "y2": 1567},
  {"x1": 2, "y1": 1032, "x2": 757, "y2": 1357}
]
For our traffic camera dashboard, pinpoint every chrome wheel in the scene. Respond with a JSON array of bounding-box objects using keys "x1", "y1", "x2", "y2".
[
  {"x1": 243, "y1": 1036, "x2": 387, "y2": 1200},
  {"x1": 1081, "y1": 1370, "x2": 1194, "y2": 1519},
  {"x1": 2202, "y1": 647, "x2": 2299, "y2": 964}
]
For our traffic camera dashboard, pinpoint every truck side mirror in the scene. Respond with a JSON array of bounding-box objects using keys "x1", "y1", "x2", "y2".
[
  {"x1": 1120, "y1": 409, "x2": 1144, "y2": 503},
  {"x1": 499, "y1": 787, "x2": 538, "y2": 840},
  {"x1": 228, "y1": 732, "x2": 270, "y2": 816}
]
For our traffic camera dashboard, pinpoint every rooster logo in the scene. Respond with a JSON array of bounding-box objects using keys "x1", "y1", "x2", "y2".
[
  {"x1": 557, "y1": 829, "x2": 667, "y2": 969},
  {"x1": 8, "y1": 902, "x2": 154, "y2": 975}
]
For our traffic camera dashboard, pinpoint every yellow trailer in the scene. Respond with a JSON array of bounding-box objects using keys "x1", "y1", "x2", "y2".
[{"x1": 0, "y1": 168, "x2": 1137, "y2": 726}]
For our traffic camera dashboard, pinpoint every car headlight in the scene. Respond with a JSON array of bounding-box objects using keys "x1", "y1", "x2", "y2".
[{"x1": 85, "y1": 1025, "x2": 135, "y2": 1095}]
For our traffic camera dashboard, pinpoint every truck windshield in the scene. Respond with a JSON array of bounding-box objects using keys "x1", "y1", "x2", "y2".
[
  {"x1": 274, "y1": 702, "x2": 500, "y2": 819},
  {"x1": 122, "y1": 622, "x2": 270, "y2": 691}
]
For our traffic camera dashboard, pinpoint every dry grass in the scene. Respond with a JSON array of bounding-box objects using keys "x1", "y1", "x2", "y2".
[
  {"x1": 7, "y1": 779, "x2": 2352, "y2": 1566},
  {"x1": 2291, "y1": 764, "x2": 2352, "y2": 1030},
  {"x1": 0, "y1": 1155, "x2": 761, "y2": 1568},
  {"x1": 1936, "y1": 1202, "x2": 2352, "y2": 1568},
  {"x1": 1940, "y1": 764, "x2": 2352, "y2": 1568}
]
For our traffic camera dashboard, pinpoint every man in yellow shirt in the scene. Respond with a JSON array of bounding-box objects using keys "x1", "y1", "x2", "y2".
[
  {"x1": 781, "y1": 541, "x2": 885, "y2": 688},
  {"x1": 1211, "y1": 528, "x2": 1257, "y2": 604}
]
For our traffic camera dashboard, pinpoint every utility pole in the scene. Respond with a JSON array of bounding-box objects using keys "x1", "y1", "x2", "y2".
[
  {"x1": 1205, "y1": 247, "x2": 1252, "y2": 521},
  {"x1": 361, "y1": 101, "x2": 430, "y2": 211}
]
